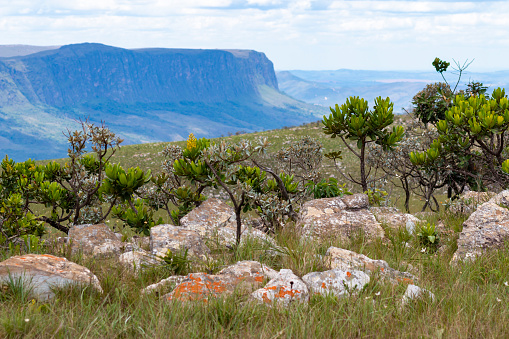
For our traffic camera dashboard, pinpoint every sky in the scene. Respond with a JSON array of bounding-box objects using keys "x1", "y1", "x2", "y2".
[{"x1": 1, "y1": 0, "x2": 508, "y2": 71}]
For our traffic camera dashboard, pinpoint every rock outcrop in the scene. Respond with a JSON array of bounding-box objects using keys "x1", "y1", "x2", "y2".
[
  {"x1": 298, "y1": 194, "x2": 384, "y2": 241},
  {"x1": 370, "y1": 207, "x2": 421, "y2": 230},
  {"x1": 150, "y1": 224, "x2": 210, "y2": 260},
  {"x1": 251, "y1": 269, "x2": 309, "y2": 306},
  {"x1": 451, "y1": 190, "x2": 509, "y2": 263},
  {"x1": 163, "y1": 261, "x2": 276, "y2": 302},
  {"x1": 68, "y1": 223, "x2": 124, "y2": 258},
  {"x1": 302, "y1": 268, "x2": 370, "y2": 297},
  {"x1": 0, "y1": 254, "x2": 102, "y2": 301},
  {"x1": 324, "y1": 247, "x2": 416, "y2": 285}
]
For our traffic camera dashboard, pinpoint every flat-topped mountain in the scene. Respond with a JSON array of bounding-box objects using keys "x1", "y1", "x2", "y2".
[{"x1": 0, "y1": 43, "x2": 324, "y2": 161}]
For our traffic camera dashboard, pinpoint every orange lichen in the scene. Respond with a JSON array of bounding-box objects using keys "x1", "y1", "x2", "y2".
[
  {"x1": 346, "y1": 271, "x2": 352, "y2": 278},
  {"x1": 321, "y1": 282, "x2": 327, "y2": 289}
]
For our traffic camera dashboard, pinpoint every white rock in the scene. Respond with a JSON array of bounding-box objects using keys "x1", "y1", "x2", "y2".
[
  {"x1": 251, "y1": 269, "x2": 309, "y2": 306},
  {"x1": 302, "y1": 268, "x2": 370, "y2": 297},
  {"x1": 401, "y1": 284, "x2": 435, "y2": 306}
]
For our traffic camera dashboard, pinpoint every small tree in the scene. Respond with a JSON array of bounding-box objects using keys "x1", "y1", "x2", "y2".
[
  {"x1": 322, "y1": 96, "x2": 404, "y2": 192},
  {"x1": 411, "y1": 88, "x2": 509, "y2": 194}
]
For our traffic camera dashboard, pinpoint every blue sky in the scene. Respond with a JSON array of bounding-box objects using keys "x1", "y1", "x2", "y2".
[{"x1": 1, "y1": 0, "x2": 508, "y2": 71}]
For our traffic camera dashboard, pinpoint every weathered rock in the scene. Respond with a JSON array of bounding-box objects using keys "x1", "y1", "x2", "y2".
[
  {"x1": 163, "y1": 261, "x2": 275, "y2": 302},
  {"x1": 302, "y1": 268, "x2": 370, "y2": 297},
  {"x1": 401, "y1": 284, "x2": 435, "y2": 306},
  {"x1": 68, "y1": 223, "x2": 124, "y2": 257},
  {"x1": 370, "y1": 207, "x2": 421, "y2": 230},
  {"x1": 451, "y1": 191, "x2": 509, "y2": 263},
  {"x1": 251, "y1": 269, "x2": 309, "y2": 306},
  {"x1": 298, "y1": 194, "x2": 384, "y2": 240},
  {"x1": 180, "y1": 198, "x2": 235, "y2": 236},
  {"x1": 447, "y1": 191, "x2": 496, "y2": 215},
  {"x1": 150, "y1": 224, "x2": 210, "y2": 260},
  {"x1": 342, "y1": 194, "x2": 369, "y2": 209},
  {"x1": 324, "y1": 247, "x2": 416, "y2": 285},
  {"x1": 131, "y1": 236, "x2": 150, "y2": 250},
  {"x1": 141, "y1": 275, "x2": 187, "y2": 295},
  {"x1": 217, "y1": 260, "x2": 278, "y2": 280},
  {"x1": 213, "y1": 226, "x2": 278, "y2": 248},
  {"x1": 0, "y1": 254, "x2": 102, "y2": 301},
  {"x1": 119, "y1": 250, "x2": 164, "y2": 271}
]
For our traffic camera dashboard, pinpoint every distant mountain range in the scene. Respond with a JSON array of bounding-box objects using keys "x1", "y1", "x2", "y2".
[
  {"x1": 277, "y1": 69, "x2": 509, "y2": 113},
  {"x1": 0, "y1": 44, "x2": 325, "y2": 161}
]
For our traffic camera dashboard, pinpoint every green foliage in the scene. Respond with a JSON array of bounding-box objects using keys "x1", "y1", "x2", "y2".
[
  {"x1": 412, "y1": 83, "x2": 452, "y2": 125},
  {"x1": 364, "y1": 188, "x2": 388, "y2": 207},
  {"x1": 411, "y1": 89, "x2": 509, "y2": 190},
  {"x1": 416, "y1": 222, "x2": 439, "y2": 252},
  {"x1": 322, "y1": 96, "x2": 404, "y2": 191},
  {"x1": 159, "y1": 248, "x2": 191, "y2": 275},
  {"x1": 102, "y1": 164, "x2": 151, "y2": 202},
  {"x1": 305, "y1": 178, "x2": 352, "y2": 199},
  {"x1": 112, "y1": 199, "x2": 163, "y2": 236}
]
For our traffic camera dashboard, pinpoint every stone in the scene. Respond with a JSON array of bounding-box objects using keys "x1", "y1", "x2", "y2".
[
  {"x1": 451, "y1": 191, "x2": 509, "y2": 263},
  {"x1": 150, "y1": 224, "x2": 210, "y2": 260},
  {"x1": 68, "y1": 223, "x2": 124, "y2": 258},
  {"x1": 0, "y1": 254, "x2": 102, "y2": 301},
  {"x1": 401, "y1": 284, "x2": 435, "y2": 306},
  {"x1": 163, "y1": 260, "x2": 275, "y2": 302},
  {"x1": 324, "y1": 247, "x2": 416, "y2": 285},
  {"x1": 179, "y1": 198, "x2": 276, "y2": 247},
  {"x1": 341, "y1": 194, "x2": 369, "y2": 209},
  {"x1": 180, "y1": 198, "x2": 235, "y2": 236},
  {"x1": 298, "y1": 195, "x2": 384, "y2": 241},
  {"x1": 251, "y1": 269, "x2": 309, "y2": 306},
  {"x1": 447, "y1": 191, "x2": 496, "y2": 215},
  {"x1": 119, "y1": 250, "x2": 164, "y2": 271},
  {"x1": 141, "y1": 275, "x2": 187, "y2": 295},
  {"x1": 302, "y1": 268, "x2": 370, "y2": 297},
  {"x1": 370, "y1": 207, "x2": 421, "y2": 230},
  {"x1": 406, "y1": 221, "x2": 416, "y2": 235}
]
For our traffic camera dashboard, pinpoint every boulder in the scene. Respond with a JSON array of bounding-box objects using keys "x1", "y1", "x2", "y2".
[
  {"x1": 150, "y1": 224, "x2": 210, "y2": 260},
  {"x1": 302, "y1": 268, "x2": 370, "y2": 298},
  {"x1": 298, "y1": 194, "x2": 384, "y2": 241},
  {"x1": 68, "y1": 223, "x2": 124, "y2": 258},
  {"x1": 180, "y1": 198, "x2": 275, "y2": 247},
  {"x1": 119, "y1": 250, "x2": 164, "y2": 271},
  {"x1": 401, "y1": 284, "x2": 435, "y2": 306},
  {"x1": 451, "y1": 190, "x2": 509, "y2": 263},
  {"x1": 324, "y1": 247, "x2": 416, "y2": 285},
  {"x1": 141, "y1": 275, "x2": 187, "y2": 295},
  {"x1": 370, "y1": 207, "x2": 421, "y2": 230},
  {"x1": 0, "y1": 254, "x2": 102, "y2": 301},
  {"x1": 180, "y1": 198, "x2": 235, "y2": 236},
  {"x1": 447, "y1": 191, "x2": 496, "y2": 215},
  {"x1": 163, "y1": 260, "x2": 275, "y2": 302},
  {"x1": 251, "y1": 269, "x2": 309, "y2": 306}
]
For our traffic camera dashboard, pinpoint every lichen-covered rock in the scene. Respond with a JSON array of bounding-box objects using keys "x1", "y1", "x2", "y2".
[
  {"x1": 298, "y1": 195, "x2": 384, "y2": 240},
  {"x1": 251, "y1": 269, "x2": 309, "y2": 306},
  {"x1": 302, "y1": 268, "x2": 370, "y2": 297},
  {"x1": 180, "y1": 198, "x2": 235, "y2": 236},
  {"x1": 324, "y1": 247, "x2": 416, "y2": 285},
  {"x1": 141, "y1": 275, "x2": 187, "y2": 295},
  {"x1": 68, "y1": 223, "x2": 124, "y2": 258},
  {"x1": 150, "y1": 224, "x2": 210, "y2": 259},
  {"x1": 451, "y1": 192, "x2": 509, "y2": 263},
  {"x1": 119, "y1": 250, "x2": 164, "y2": 271},
  {"x1": 214, "y1": 226, "x2": 277, "y2": 248},
  {"x1": 163, "y1": 261, "x2": 275, "y2": 302},
  {"x1": 447, "y1": 191, "x2": 496, "y2": 215},
  {"x1": 217, "y1": 260, "x2": 278, "y2": 280},
  {"x1": 401, "y1": 284, "x2": 435, "y2": 306},
  {"x1": 341, "y1": 194, "x2": 369, "y2": 209},
  {"x1": 0, "y1": 254, "x2": 102, "y2": 301},
  {"x1": 370, "y1": 207, "x2": 421, "y2": 230}
]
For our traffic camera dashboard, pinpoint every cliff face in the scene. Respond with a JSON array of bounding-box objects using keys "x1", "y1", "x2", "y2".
[
  {"x1": 1, "y1": 44, "x2": 278, "y2": 107},
  {"x1": 0, "y1": 43, "x2": 323, "y2": 161}
]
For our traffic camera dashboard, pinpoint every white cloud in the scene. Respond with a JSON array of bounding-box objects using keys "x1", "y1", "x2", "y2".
[{"x1": 0, "y1": 0, "x2": 508, "y2": 70}]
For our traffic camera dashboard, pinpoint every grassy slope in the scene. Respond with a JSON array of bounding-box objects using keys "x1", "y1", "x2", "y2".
[{"x1": 5, "y1": 117, "x2": 508, "y2": 338}]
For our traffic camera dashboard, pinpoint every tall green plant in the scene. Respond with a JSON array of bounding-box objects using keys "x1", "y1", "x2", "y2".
[{"x1": 322, "y1": 96, "x2": 404, "y2": 192}]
